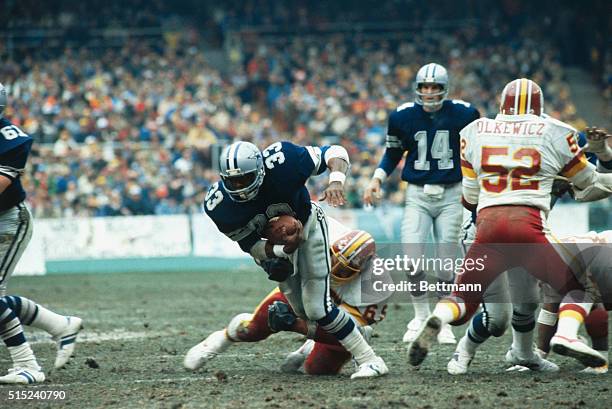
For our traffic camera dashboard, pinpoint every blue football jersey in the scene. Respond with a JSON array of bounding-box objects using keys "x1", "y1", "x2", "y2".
[
  {"x1": 0, "y1": 118, "x2": 33, "y2": 212},
  {"x1": 204, "y1": 141, "x2": 330, "y2": 253},
  {"x1": 379, "y1": 100, "x2": 480, "y2": 185}
]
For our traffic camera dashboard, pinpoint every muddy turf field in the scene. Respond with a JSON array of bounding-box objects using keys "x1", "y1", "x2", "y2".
[{"x1": 1, "y1": 270, "x2": 610, "y2": 409}]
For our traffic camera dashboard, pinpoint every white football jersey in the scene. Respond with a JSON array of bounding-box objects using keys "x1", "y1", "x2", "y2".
[{"x1": 460, "y1": 113, "x2": 592, "y2": 213}]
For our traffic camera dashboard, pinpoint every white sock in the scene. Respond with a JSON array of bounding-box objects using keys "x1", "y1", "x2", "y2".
[
  {"x1": 30, "y1": 306, "x2": 69, "y2": 337},
  {"x1": 460, "y1": 335, "x2": 478, "y2": 356},
  {"x1": 8, "y1": 344, "x2": 39, "y2": 369},
  {"x1": 412, "y1": 294, "x2": 431, "y2": 320},
  {"x1": 432, "y1": 301, "x2": 462, "y2": 325},
  {"x1": 511, "y1": 328, "x2": 535, "y2": 359},
  {"x1": 339, "y1": 326, "x2": 376, "y2": 365}
]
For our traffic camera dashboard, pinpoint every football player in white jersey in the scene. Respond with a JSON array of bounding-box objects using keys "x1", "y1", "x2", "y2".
[
  {"x1": 447, "y1": 126, "x2": 612, "y2": 375},
  {"x1": 409, "y1": 78, "x2": 612, "y2": 369},
  {"x1": 184, "y1": 218, "x2": 390, "y2": 376}
]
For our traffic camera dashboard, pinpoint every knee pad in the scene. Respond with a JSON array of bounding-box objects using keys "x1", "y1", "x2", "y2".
[{"x1": 227, "y1": 313, "x2": 254, "y2": 342}]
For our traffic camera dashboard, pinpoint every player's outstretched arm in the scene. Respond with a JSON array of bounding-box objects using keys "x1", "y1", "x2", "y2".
[
  {"x1": 583, "y1": 127, "x2": 612, "y2": 162},
  {"x1": 319, "y1": 146, "x2": 350, "y2": 207}
]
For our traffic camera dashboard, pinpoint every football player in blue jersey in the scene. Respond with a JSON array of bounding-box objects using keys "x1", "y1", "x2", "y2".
[
  {"x1": 0, "y1": 83, "x2": 82, "y2": 384},
  {"x1": 204, "y1": 140, "x2": 388, "y2": 379},
  {"x1": 363, "y1": 63, "x2": 480, "y2": 344}
]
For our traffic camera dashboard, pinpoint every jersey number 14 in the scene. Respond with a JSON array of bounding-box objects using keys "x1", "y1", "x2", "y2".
[{"x1": 413, "y1": 130, "x2": 453, "y2": 171}]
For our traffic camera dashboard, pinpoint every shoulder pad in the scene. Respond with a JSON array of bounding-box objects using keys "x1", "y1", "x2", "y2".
[
  {"x1": 543, "y1": 116, "x2": 577, "y2": 134},
  {"x1": 396, "y1": 102, "x2": 415, "y2": 112},
  {"x1": 451, "y1": 99, "x2": 472, "y2": 108}
]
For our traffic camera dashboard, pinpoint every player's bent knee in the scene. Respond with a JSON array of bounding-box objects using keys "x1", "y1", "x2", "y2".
[
  {"x1": 585, "y1": 307, "x2": 608, "y2": 339},
  {"x1": 486, "y1": 304, "x2": 511, "y2": 337},
  {"x1": 488, "y1": 321, "x2": 509, "y2": 338},
  {"x1": 227, "y1": 313, "x2": 261, "y2": 342}
]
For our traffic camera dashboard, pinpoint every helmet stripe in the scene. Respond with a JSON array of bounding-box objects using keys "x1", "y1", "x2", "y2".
[
  {"x1": 513, "y1": 79, "x2": 520, "y2": 115},
  {"x1": 431, "y1": 63, "x2": 437, "y2": 77},
  {"x1": 341, "y1": 232, "x2": 373, "y2": 260},
  {"x1": 518, "y1": 78, "x2": 528, "y2": 114},
  {"x1": 226, "y1": 143, "x2": 238, "y2": 170},
  {"x1": 233, "y1": 142, "x2": 242, "y2": 170},
  {"x1": 526, "y1": 80, "x2": 533, "y2": 115}
]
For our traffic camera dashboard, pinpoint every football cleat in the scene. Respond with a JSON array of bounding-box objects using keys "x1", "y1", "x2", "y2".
[
  {"x1": 281, "y1": 339, "x2": 315, "y2": 373},
  {"x1": 408, "y1": 315, "x2": 441, "y2": 366},
  {"x1": 447, "y1": 341, "x2": 474, "y2": 375},
  {"x1": 580, "y1": 350, "x2": 608, "y2": 374},
  {"x1": 184, "y1": 330, "x2": 232, "y2": 370},
  {"x1": 54, "y1": 316, "x2": 83, "y2": 369},
  {"x1": 0, "y1": 366, "x2": 45, "y2": 384},
  {"x1": 504, "y1": 348, "x2": 559, "y2": 372},
  {"x1": 437, "y1": 323, "x2": 457, "y2": 345},
  {"x1": 580, "y1": 363, "x2": 608, "y2": 374},
  {"x1": 350, "y1": 355, "x2": 388, "y2": 379},
  {"x1": 550, "y1": 335, "x2": 607, "y2": 368},
  {"x1": 402, "y1": 318, "x2": 424, "y2": 343}
]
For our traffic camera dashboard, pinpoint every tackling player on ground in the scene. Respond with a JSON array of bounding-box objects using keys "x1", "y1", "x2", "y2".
[
  {"x1": 184, "y1": 219, "x2": 388, "y2": 375},
  {"x1": 363, "y1": 63, "x2": 480, "y2": 345}
]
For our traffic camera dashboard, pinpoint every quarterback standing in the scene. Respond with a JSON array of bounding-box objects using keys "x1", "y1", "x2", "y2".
[{"x1": 363, "y1": 63, "x2": 480, "y2": 344}]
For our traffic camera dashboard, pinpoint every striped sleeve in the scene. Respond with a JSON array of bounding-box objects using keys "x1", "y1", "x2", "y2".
[{"x1": 560, "y1": 152, "x2": 589, "y2": 178}]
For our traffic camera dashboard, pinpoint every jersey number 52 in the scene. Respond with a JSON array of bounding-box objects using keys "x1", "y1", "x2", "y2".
[{"x1": 481, "y1": 147, "x2": 541, "y2": 193}]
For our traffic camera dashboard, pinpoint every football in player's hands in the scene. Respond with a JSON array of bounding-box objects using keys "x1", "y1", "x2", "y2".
[{"x1": 263, "y1": 215, "x2": 303, "y2": 251}]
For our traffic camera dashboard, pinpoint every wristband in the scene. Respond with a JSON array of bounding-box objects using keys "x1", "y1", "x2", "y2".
[
  {"x1": 273, "y1": 245, "x2": 290, "y2": 258},
  {"x1": 329, "y1": 171, "x2": 346, "y2": 185},
  {"x1": 373, "y1": 168, "x2": 387, "y2": 183}
]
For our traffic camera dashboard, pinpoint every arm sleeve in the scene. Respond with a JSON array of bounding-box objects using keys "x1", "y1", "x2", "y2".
[
  {"x1": 557, "y1": 131, "x2": 592, "y2": 187},
  {"x1": 276, "y1": 141, "x2": 330, "y2": 186},
  {"x1": 0, "y1": 140, "x2": 32, "y2": 180},
  {"x1": 377, "y1": 111, "x2": 405, "y2": 177}
]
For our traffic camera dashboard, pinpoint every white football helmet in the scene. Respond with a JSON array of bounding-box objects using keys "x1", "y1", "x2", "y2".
[{"x1": 414, "y1": 63, "x2": 449, "y2": 110}]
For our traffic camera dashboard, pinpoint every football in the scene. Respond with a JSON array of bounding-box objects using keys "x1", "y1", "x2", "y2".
[{"x1": 263, "y1": 215, "x2": 302, "y2": 244}]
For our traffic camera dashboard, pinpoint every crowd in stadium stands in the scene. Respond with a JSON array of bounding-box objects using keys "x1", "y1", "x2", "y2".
[{"x1": 0, "y1": 2, "x2": 604, "y2": 217}]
